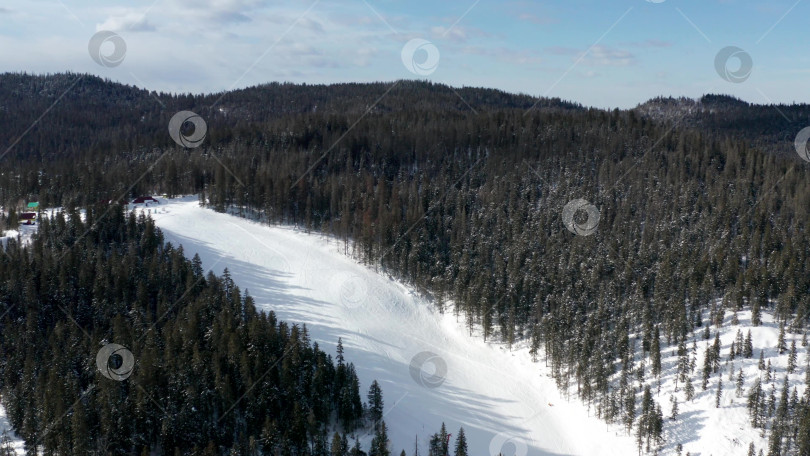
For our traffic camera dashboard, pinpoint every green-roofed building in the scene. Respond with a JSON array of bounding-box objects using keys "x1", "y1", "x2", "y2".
[{"x1": 27, "y1": 202, "x2": 39, "y2": 209}]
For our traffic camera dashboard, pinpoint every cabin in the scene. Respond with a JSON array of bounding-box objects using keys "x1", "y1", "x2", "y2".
[
  {"x1": 27, "y1": 202, "x2": 39, "y2": 210},
  {"x1": 132, "y1": 196, "x2": 159, "y2": 205},
  {"x1": 19, "y1": 212, "x2": 37, "y2": 225}
]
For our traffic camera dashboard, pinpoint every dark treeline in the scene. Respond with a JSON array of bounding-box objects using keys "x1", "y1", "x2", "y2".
[
  {"x1": 0, "y1": 205, "x2": 382, "y2": 455},
  {"x1": 2, "y1": 73, "x2": 810, "y2": 453}
]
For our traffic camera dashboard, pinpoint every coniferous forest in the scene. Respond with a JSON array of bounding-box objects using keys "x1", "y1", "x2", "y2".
[
  {"x1": 0, "y1": 205, "x2": 387, "y2": 454},
  {"x1": 1, "y1": 72, "x2": 810, "y2": 454}
]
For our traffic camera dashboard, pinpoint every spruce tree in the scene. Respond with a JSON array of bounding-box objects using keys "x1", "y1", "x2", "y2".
[
  {"x1": 715, "y1": 378, "x2": 723, "y2": 408},
  {"x1": 744, "y1": 330, "x2": 754, "y2": 358},
  {"x1": 368, "y1": 380, "x2": 384, "y2": 427},
  {"x1": 787, "y1": 341, "x2": 797, "y2": 374},
  {"x1": 777, "y1": 324, "x2": 787, "y2": 354},
  {"x1": 454, "y1": 428, "x2": 468, "y2": 456}
]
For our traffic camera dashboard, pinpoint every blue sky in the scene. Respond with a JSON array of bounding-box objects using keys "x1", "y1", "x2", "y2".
[{"x1": 0, "y1": 0, "x2": 806, "y2": 108}]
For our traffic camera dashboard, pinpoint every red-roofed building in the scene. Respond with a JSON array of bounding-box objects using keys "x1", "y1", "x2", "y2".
[{"x1": 19, "y1": 212, "x2": 37, "y2": 225}]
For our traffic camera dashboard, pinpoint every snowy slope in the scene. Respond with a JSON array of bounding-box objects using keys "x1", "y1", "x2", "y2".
[
  {"x1": 151, "y1": 197, "x2": 639, "y2": 456},
  {"x1": 650, "y1": 309, "x2": 807, "y2": 456},
  {"x1": 0, "y1": 404, "x2": 24, "y2": 455}
]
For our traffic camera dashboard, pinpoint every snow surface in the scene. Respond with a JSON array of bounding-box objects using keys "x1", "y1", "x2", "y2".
[
  {"x1": 652, "y1": 309, "x2": 807, "y2": 456},
  {"x1": 151, "y1": 197, "x2": 640, "y2": 456}
]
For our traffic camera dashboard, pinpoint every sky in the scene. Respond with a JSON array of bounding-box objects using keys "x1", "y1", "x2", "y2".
[{"x1": 0, "y1": 0, "x2": 807, "y2": 109}]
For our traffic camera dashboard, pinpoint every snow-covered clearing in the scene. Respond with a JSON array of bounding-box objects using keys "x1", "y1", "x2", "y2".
[{"x1": 151, "y1": 197, "x2": 639, "y2": 456}]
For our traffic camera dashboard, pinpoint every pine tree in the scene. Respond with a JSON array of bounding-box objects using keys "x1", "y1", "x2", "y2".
[
  {"x1": 651, "y1": 326, "x2": 662, "y2": 378},
  {"x1": 670, "y1": 395, "x2": 679, "y2": 420},
  {"x1": 748, "y1": 378, "x2": 763, "y2": 428},
  {"x1": 715, "y1": 378, "x2": 723, "y2": 408},
  {"x1": 765, "y1": 361, "x2": 772, "y2": 384},
  {"x1": 777, "y1": 324, "x2": 787, "y2": 354},
  {"x1": 684, "y1": 377, "x2": 695, "y2": 402},
  {"x1": 748, "y1": 442, "x2": 755, "y2": 456},
  {"x1": 759, "y1": 350, "x2": 766, "y2": 370},
  {"x1": 368, "y1": 380, "x2": 384, "y2": 427},
  {"x1": 736, "y1": 368, "x2": 745, "y2": 398},
  {"x1": 369, "y1": 421, "x2": 390, "y2": 456},
  {"x1": 744, "y1": 330, "x2": 754, "y2": 358},
  {"x1": 752, "y1": 299, "x2": 762, "y2": 326},
  {"x1": 787, "y1": 340, "x2": 797, "y2": 374},
  {"x1": 702, "y1": 347, "x2": 712, "y2": 390},
  {"x1": 454, "y1": 428, "x2": 468, "y2": 456}
]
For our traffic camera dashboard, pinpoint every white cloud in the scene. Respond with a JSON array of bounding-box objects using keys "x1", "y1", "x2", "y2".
[
  {"x1": 97, "y1": 13, "x2": 156, "y2": 32},
  {"x1": 580, "y1": 45, "x2": 635, "y2": 67}
]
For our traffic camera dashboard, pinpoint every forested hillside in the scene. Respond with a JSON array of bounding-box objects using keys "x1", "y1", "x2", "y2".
[
  {"x1": 2, "y1": 72, "x2": 810, "y2": 454},
  {"x1": 0, "y1": 206, "x2": 385, "y2": 455}
]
